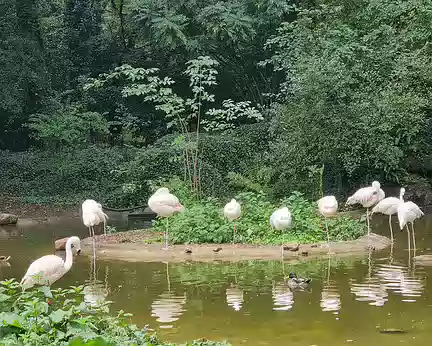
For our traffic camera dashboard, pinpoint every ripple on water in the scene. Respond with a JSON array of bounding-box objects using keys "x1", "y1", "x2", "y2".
[
  {"x1": 272, "y1": 282, "x2": 294, "y2": 311},
  {"x1": 226, "y1": 286, "x2": 244, "y2": 311},
  {"x1": 83, "y1": 280, "x2": 109, "y2": 307},
  {"x1": 151, "y1": 292, "x2": 187, "y2": 328},
  {"x1": 375, "y1": 263, "x2": 424, "y2": 302},
  {"x1": 320, "y1": 281, "x2": 341, "y2": 313},
  {"x1": 350, "y1": 276, "x2": 388, "y2": 306}
]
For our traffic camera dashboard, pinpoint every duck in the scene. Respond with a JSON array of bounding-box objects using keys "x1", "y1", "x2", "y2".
[{"x1": 287, "y1": 272, "x2": 311, "y2": 289}]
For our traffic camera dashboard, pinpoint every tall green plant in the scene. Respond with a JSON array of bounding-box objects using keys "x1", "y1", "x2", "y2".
[{"x1": 84, "y1": 56, "x2": 262, "y2": 197}]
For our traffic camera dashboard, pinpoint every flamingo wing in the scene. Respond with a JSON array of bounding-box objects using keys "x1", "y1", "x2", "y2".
[
  {"x1": 371, "y1": 197, "x2": 400, "y2": 215},
  {"x1": 21, "y1": 255, "x2": 66, "y2": 287}
]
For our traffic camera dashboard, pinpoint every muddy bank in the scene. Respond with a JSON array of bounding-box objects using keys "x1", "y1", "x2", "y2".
[
  {"x1": 0, "y1": 195, "x2": 78, "y2": 218},
  {"x1": 82, "y1": 231, "x2": 391, "y2": 263}
]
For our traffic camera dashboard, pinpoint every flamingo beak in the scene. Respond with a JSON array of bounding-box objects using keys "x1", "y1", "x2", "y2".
[{"x1": 77, "y1": 249, "x2": 82, "y2": 255}]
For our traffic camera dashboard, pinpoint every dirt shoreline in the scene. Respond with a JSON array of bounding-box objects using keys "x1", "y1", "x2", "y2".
[{"x1": 82, "y1": 231, "x2": 391, "y2": 263}]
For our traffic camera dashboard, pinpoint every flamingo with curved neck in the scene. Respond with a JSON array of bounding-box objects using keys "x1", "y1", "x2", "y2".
[{"x1": 20, "y1": 236, "x2": 81, "y2": 289}]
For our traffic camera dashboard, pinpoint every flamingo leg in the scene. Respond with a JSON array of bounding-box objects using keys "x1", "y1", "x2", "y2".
[
  {"x1": 407, "y1": 225, "x2": 411, "y2": 264},
  {"x1": 325, "y1": 219, "x2": 331, "y2": 254},
  {"x1": 389, "y1": 214, "x2": 394, "y2": 243},
  {"x1": 233, "y1": 224, "x2": 236, "y2": 248},
  {"x1": 91, "y1": 226, "x2": 96, "y2": 260},
  {"x1": 411, "y1": 223, "x2": 416, "y2": 255},
  {"x1": 281, "y1": 230, "x2": 285, "y2": 261},
  {"x1": 163, "y1": 218, "x2": 169, "y2": 251},
  {"x1": 366, "y1": 208, "x2": 370, "y2": 236}
]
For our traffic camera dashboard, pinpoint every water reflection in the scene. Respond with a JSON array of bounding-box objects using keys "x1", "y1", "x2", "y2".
[
  {"x1": 226, "y1": 286, "x2": 244, "y2": 311},
  {"x1": 375, "y1": 263, "x2": 424, "y2": 302},
  {"x1": 151, "y1": 292, "x2": 187, "y2": 328},
  {"x1": 272, "y1": 282, "x2": 294, "y2": 311},
  {"x1": 320, "y1": 282, "x2": 341, "y2": 313},
  {"x1": 350, "y1": 276, "x2": 388, "y2": 306}
]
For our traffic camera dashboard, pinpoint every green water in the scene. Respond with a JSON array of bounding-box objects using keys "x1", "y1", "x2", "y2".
[{"x1": 1, "y1": 212, "x2": 432, "y2": 345}]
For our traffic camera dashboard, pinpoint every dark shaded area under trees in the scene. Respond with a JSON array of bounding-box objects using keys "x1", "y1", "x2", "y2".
[{"x1": 1, "y1": 0, "x2": 432, "y2": 208}]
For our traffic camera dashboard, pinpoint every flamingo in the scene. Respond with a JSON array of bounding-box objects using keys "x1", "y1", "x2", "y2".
[
  {"x1": 317, "y1": 196, "x2": 338, "y2": 253},
  {"x1": 224, "y1": 199, "x2": 242, "y2": 247},
  {"x1": 270, "y1": 207, "x2": 292, "y2": 258},
  {"x1": 82, "y1": 199, "x2": 108, "y2": 260},
  {"x1": 20, "y1": 236, "x2": 81, "y2": 289},
  {"x1": 370, "y1": 188, "x2": 404, "y2": 243},
  {"x1": 82, "y1": 199, "x2": 109, "y2": 238},
  {"x1": 148, "y1": 187, "x2": 185, "y2": 250},
  {"x1": 397, "y1": 188, "x2": 424, "y2": 256},
  {"x1": 346, "y1": 181, "x2": 385, "y2": 235}
]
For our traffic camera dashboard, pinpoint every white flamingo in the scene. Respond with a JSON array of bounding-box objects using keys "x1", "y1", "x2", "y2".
[
  {"x1": 20, "y1": 236, "x2": 81, "y2": 289},
  {"x1": 371, "y1": 188, "x2": 405, "y2": 242},
  {"x1": 397, "y1": 188, "x2": 424, "y2": 255},
  {"x1": 317, "y1": 196, "x2": 338, "y2": 253},
  {"x1": 346, "y1": 181, "x2": 385, "y2": 235},
  {"x1": 224, "y1": 199, "x2": 241, "y2": 247},
  {"x1": 82, "y1": 199, "x2": 109, "y2": 238},
  {"x1": 270, "y1": 207, "x2": 292, "y2": 258},
  {"x1": 148, "y1": 187, "x2": 185, "y2": 250}
]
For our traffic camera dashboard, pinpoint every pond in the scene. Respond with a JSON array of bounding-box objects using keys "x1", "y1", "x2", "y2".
[{"x1": 1, "y1": 211, "x2": 432, "y2": 345}]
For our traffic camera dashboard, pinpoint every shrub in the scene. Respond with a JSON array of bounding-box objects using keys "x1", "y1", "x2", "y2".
[
  {"x1": 151, "y1": 178, "x2": 367, "y2": 244},
  {"x1": 0, "y1": 146, "x2": 136, "y2": 207},
  {"x1": 0, "y1": 279, "x2": 229, "y2": 346}
]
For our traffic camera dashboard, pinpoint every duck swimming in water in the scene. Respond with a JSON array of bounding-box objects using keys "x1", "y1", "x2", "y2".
[{"x1": 287, "y1": 273, "x2": 311, "y2": 289}]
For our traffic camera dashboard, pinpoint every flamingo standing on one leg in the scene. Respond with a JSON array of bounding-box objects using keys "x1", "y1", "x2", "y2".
[
  {"x1": 270, "y1": 207, "x2": 292, "y2": 259},
  {"x1": 397, "y1": 188, "x2": 424, "y2": 258},
  {"x1": 317, "y1": 196, "x2": 338, "y2": 254},
  {"x1": 20, "y1": 236, "x2": 81, "y2": 289},
  {"x1": 346, "y1": 181, "x2": 385, "y2": 235},
  {"x1": 82, "y1": 199, "x2": 109, "y2": 238},
  {"x1": 148, "y1": 188, "x2": 185, "y2": 250},
  {"x1": 82, "y1": 199, "x2": 108, "y2": 260},
  {"x1": 371, "y1": 188, "x2": 405, "y2": 243},
  {"x1": 224, "y1": 199, "x2": 242, "y2": 247}
]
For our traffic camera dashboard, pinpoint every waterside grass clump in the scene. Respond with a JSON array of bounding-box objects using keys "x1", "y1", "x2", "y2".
[
  {"x1": 151, "y1": 178, "x2": 367, "y2": 245},
  {"x1": 0, "y1": 279, "x2": 229, "y2": 346}
]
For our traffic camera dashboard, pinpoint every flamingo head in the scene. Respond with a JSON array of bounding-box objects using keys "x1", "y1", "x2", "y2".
[
  {"x1": 399, "y1": 187, "x2": 405, "y2": 199},
  {"x1": 69, "y1": 236, "x2": 82, "y2": 255},
  {"x1": 371, "y1": 181, "x2": 381, "y2": 191},
  {"x1": 176, "y1": 203, "x2": 185, "y2": 213},
  {"x1": 154, "y1": 187, "x2": 170, "y2": 195}
]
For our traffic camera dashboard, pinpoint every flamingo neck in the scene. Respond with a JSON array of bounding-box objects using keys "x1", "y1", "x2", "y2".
[
  {"x1": 64, "y1": 238, "x2": 74, "y2": 271},
  {"x1": 399, "y1": 189, "x2": 405, "y2": 202}
]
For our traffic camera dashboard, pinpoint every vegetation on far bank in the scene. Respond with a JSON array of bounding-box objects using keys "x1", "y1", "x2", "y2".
[
  {"x1": 0, "y1": 279, "x2": 229, "y2": 346},
  {"x1": 2, "y1": 0, "x2": 432, "y2": 212},
  {"x1": 150, "y1": 178, "x2": 367, "y2": 245}
]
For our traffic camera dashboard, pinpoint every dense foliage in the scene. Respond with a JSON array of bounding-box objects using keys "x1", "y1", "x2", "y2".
[
  {"x1": 0, "y1": 279, "x2": 229, "y2": 345},
  {"x1": 2, "y1": 0, "x2": 432, "y2": 207},
  {"x1": 151, "y1": 178, "x2": 366, "y2": 244}
]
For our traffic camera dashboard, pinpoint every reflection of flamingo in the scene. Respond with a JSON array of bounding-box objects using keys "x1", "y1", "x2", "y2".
[
  {"x1": 270, "y1": 207, "x2": 292, "y2": 258},
  {"x1": 346, "y1": 181, "x2": 385, "y2": 235},
  {"x1": 317, "y1": 196, "x2": 338, "y2": 254},
  {"x1": 151, "y1": 292, "x2": 187, "y2": 328},
  {"x1": 320, "y1": 257, "x2": 341, "y2": 313},
  {"x1": 226, "y1": 285, "x2": 244, "y2": 311},
  {"x1": 371, "y1": 188, "x2": 404, "y2": 243},
  {"x1": 148, "y1": 188, "x2": 185, "y2": 250},
  {"x1": 376, "y1": 263, "x2": 424, "y2": 303},
  {"x1": 397, "y1": 189, "x2": 424, "y2": 257},
  {"x1": 272, "y1": 281, "x2": 294, "y2": 311},
  {"x1": 224, "y1": 199, "x2": 241, "y2": 247},
  {"x1": 20, "y1": 236, "x2": 81, "y2": 288}
]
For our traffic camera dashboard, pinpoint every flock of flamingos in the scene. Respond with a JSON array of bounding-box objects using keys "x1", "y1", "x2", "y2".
[{"x1": 18, "y1": 180, "x2": 423, "y2": 292}]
